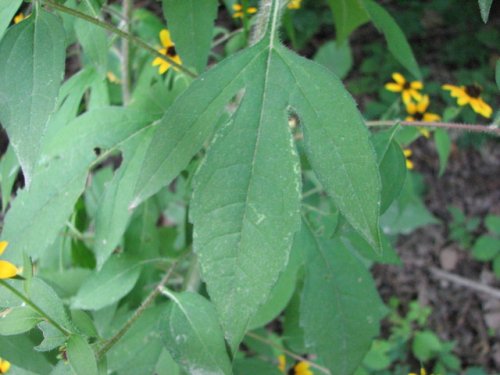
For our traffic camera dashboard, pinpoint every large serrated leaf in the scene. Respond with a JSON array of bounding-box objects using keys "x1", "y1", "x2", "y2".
[
  {"x1": 300, "y1": 223, "x2": 386, "y2": 375},
  {"x1": 132, "y1": 0, "x2": 380, "y2": 351},
  {"x1": 160, "y1": 290, "x2": 232, "y2": 375},
  {"x1": 162, "y1": 0, "x2": 218, "y2": 73},
  {"x1": 0, "y1": 8, "x2": 66, "y2": 184}
]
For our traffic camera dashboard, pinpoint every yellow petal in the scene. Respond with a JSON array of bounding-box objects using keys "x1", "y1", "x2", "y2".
[
  {"x1": 232, "y1": 4, "x2": 242, "y2": 11},
  {"x1": 0, "y1": 359, "x2": 11, "y2": 373},
  {"x1": 423, "y1": 113, "x2": 441, "y2": 122},
  {"x1": 406, "y1": 102, "x2": 417, "y2": 115},
  {"x1": 457, "y1": 96, "x2": 469, "y2": 106},
  {"x1": 158, "y1": 62, "x2": 171, "y2": 75},
  {"x1": 233, "y1": 11, "x2": 243, "y2": 18},
  {"x1": 247, "y1": 7, "x2": 258, "y2": 14},
  {"x1": 277, "y1": 355, "x2": 286, "y2": 372},
  {"x1": 406, "y1": 159, "x2": 414, "y2": 170},
  {"x1": 402, "y1": 91, "x2": 412, "y2": 105},
  {"x1": 470, "y1": 98, "x2": 492, "y2": 118},
  {"x1": 421, "y1": 368, "x2": 427, "y2": 375},
  {"x1": 159, "y1": 29, "x2": 174, "y2": 48},
  {"x1": 442, "y1": 84, "x2": 459, "y2": 91},
  {"x1": 417, "y1": 95, "x2": 429, "y2": 112},
  {"x1": 0, "y1": 241, "x2": 8, "y2": 255},
  {"x1": 152, "y1": 57, "x2": 164, "y2": 67},
  {"x1": 411, "y1": 81, "x2": 423, "y2": 90},
  {"x1": 294, "y1": 361, "x2": 313, "y2": 375},
  {"x1": 385, "y1": 83, "x2": 402, "y2": 92},
  {"x1": 418, "y1": 127, "x2": 430, "y2": 138},
  {"x1": 0, "y1": 260, "x2": 18, "y2": 279},
  {"x1": 13, "y1": 13, "x2": 25, "y2": 24},
  {"x1": 410, "y1": 89, "x2": 422, "y2": 102},
  {"x1": 406, "y1": 116, "x2": 415, "y2": 121},
  {"x1": 403, "y1": 149, "x2": 412, "y2": 157},
  {"x1": 392, "y1": 72, "x2": 405, "y2": 84}
]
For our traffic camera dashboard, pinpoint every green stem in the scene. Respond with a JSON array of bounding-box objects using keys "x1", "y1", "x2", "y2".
[
  {"x1": 96, "y1": 260, "x2": 179, "y2": 359},
  {"x1": 121, "y1": 0, "x2": 132, "y2": 105},
  {"x1": 366, "y1": 120, "x2": 500, "y2": 136},
  {"x1": 0, "y1": 280, "x2": 71, "y2": 336},
  {"x1": 42, "y1": 0, "x2": 197, "y2": 78}
]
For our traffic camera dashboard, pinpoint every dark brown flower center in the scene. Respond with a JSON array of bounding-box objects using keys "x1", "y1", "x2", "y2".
[
  {"x1": 166, "y1": 46, "x2": 177, "y2": 57},
  {"x1": 465, "y1": 84, "x2": 481, "y2": 98},
  {"x1": 403, "y1": 81, "x2": 411, "y2": 90},
  {"x1": 414, "y1": 112, "x2": 424, "y2": 120}
]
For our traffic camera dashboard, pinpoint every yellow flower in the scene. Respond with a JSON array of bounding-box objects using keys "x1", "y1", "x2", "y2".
[
  {"x1": 404, "y1": 149, "x2": 414, "y2": 170},
  {"x1": 293, "y1": 361, "x2": 313, "y2": 375},
  {"x1": 405, "y1": 95, "x2": 441, "y2": 138},
  {"x1": 13, "y1": 12, "x2": 25, "y2": 24},
  {"x1": 0, "y1": 357, "x2": 11, "y2": 374},
  {"x1": 278, "y1": 355, "x2": 286, "y2": 372},
  {"x1": 385, "y1": 72, "x2": 423, "y2": 105},
  {"x1": 0, "y1": 241, "x2": 18, "y2": 280},
  {"x1": 151, "y1": 29, "x2": 182, "y2": 75},
  {"x1": 442, "y1": 83, "x2": 492, "y2": 118},
  {"x1": 288, "y1": 0, "x2": 303, "y2": 9},
  {"x1": 409, "y1": 368, "x2": 433, "y2": 375},
  {"x1": 232, "y1": 3, "x2": 258, "y2": 18}
]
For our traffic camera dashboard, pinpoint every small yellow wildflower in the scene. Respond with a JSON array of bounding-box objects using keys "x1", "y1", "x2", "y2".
[
  {"x1": 405, "y1": 95, "x2": 441, "y2": 138},
  {"x1": 409, "y1": 368, "x2": 433, "y2": 375},
  {"x1": 288, "y1": 0, "x2": 303, "y2": 9},
  {"x1": 0, "y1": 241, "x2": 18, "y2": 280},
  {"x1": 277, "y1": 355, "x2": 313, "y2": 375},
  {"x1": 404, "y1": 149, "x2": 414, "y2": 170},
  {"x1": 0, "y1": 357, "x2": 11, "y2": 374},
  {"x1": 232, "y1": 3, "x2": 258, "y2": 18},
  {"x1": 13, "y1": 12, "x2": 25, "y2": 24},
  {"x1": 385, "y1": 72, "x2": 423, "y2": 105},
  {"x1": 442, "y1": 83, "x2": 492, "y2": 118},
  {"x1": 151, "y1": 29, "x2": 182, "y2": 75}
]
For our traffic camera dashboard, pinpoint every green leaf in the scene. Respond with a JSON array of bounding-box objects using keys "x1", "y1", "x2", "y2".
[
  {"x1": 0, "y1": 145, "x2": 20, "y2": 212},
  {"x1": 485, "y1": 215, "x2": 500, "y2": 235},
  {"x1": 0, "y1": 8, "x2": 66, "y2": 184},
  {"x1": 0, "y1": 306, "x2": 42, "y2": 335},
  {"x1": 0, "y1": 333, "x2": 53, "y2": 374},
  {"x1": 326, "y1": 0, "x2": 369, "y2": 44},
  {"x1": 67, "y1": 334, "x2": 98, "y2": 375},
  {"x1": 107, "y1": 306, "x2": 163, "y2": 375},
  {"x1": 313, "y1": 40, "x2": 353, "y2": 79},
  {"x1": 72, "y1": 254, "x2": 142, "y2": 310},
  {"x1": 434, "y1": 128, "x2": 451, "y2": 177},
  {"x1": 234, "y1": 358, "x2": 283, "y2": 375},
  {"x1": 360, "y1": 0, "x2": 421, "y2": 79},
  {"x1": 372, "y1": 126, "x2": 406, "y2": 213},
  {"x1": 300, "y1": 222, "x2": 386, "y2": 375},
  {"x1": 1, "y1": 108, "x2": 153, "y2": 264},
  {"x1": 472, "y1": 235, "x2": 500, "y2": 261},
  {"x1": 74, "y1": 17, "x2": 108, "y2": 76},
  {"x1": 160, "y1": 290, "x2": 232, "y2": 375},
  {"x1": 478, "y1": 0, "x2": 494, "y2": 22},
  {"x1": 35, "y1": 321, "x2": 66, "y2": 352},
  {"x1": 162, "y1": 0, "x2": 218, "y2": 73},
  {"x1": 412, "y1": 331, "x2": 442, "y2": 361},
  {"x1": 94, "y1": 129, "x2": 156, "y2": 268},
  {"x1": 282, "y1": 45, "x2": 382, "y2": 252},
  {"x1": 0, "y1": 0, "x2": 22, "y2": 40}
]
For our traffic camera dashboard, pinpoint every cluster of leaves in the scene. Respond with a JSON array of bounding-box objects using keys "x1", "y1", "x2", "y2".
[
  {"x1": 355, "y1": 299, "x2": 461, "y2": 375},
  {"x1": 0, "y1": 0, "x2": 497, "y2": 374}
]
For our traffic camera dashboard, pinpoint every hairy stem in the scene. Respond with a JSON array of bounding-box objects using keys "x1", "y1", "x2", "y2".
[
  {"x1": 366, "y1": 120, "x2": 500, "y2": 136},
  {"x1": 0, "y1": 280, "x2": 71, "y2": 336},
  {"x1": 96, "y1": 261, "x2": 179, "y2": 359},
  {"x1": 245, "y1": 331, "x2": 331, "y2": 374},
  {"x1": 42, "y1": 0, "x2": 197, "y2": 78}
]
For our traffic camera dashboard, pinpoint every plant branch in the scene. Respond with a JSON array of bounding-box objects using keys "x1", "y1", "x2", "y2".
[
  {"x1": 0, "y1": 280, "x2": 71, "y2": 336},
  {"x1": 42, "y1": 0, "x2": 197, "y2": 78},
  {"x1": 430, "y1": 267, "x2": 500, "y2": 300},
  {"x1": 245, "y1": 331, "x2": 331, "y2": 374},
  {"x1": 366, "y1": 120, "x2": 500, "y2": 136},
  {"x1": 96, "y1": 261, "x2": 179, "y2": 359}
]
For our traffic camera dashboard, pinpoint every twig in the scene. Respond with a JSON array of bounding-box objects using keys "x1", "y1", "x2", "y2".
[
  {"x1": 96, "y1": 261, "x2": 179, "y2": 359},
  {"x1": 245, "y1": 331, "x2": 331, "y2": 374},
  {"x1": 430, "y1": 267, "x2": 500, "y2": 300},
  {"x1": 43, "y1": 0, "x2": 197, "y2": 78},
  {"x1": 366, "y1": 120, "x2": 500, "y2": 136}
]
